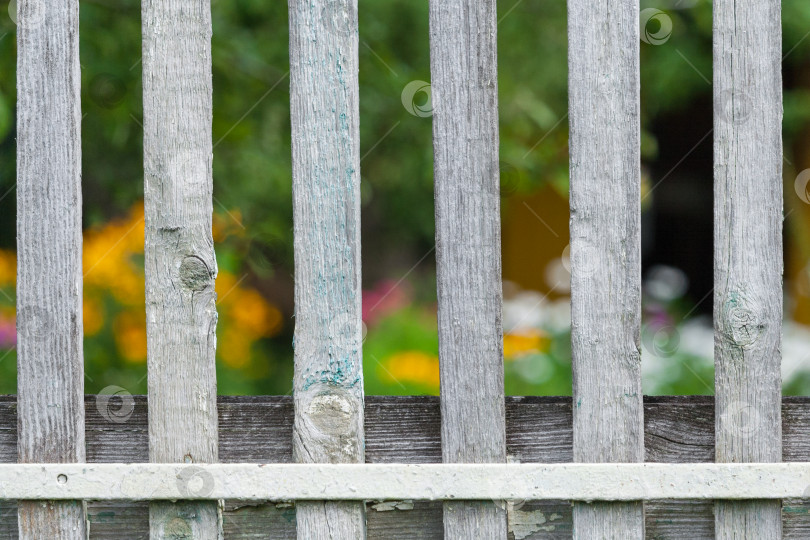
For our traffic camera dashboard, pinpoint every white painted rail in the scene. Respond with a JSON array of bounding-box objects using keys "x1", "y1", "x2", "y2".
[{"x1": 1, "y1": 463, "x2": 809, "y2": 501}]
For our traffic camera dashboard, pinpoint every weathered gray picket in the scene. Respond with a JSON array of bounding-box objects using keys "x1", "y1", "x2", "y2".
[
  {"x1": 429, "y1": 0, "x2": 507, "y2": 537},
  {"x1": 142, "y1": 0, "x2": 220, "y2": 535},
  {"x1": 568, "y1": 0, "x2": 644, "y2": 537},
  {"x1": 288, "y1": 0, "x2": 366, "y2": 538},
  {"x1": 9, "y1": 0, "x2": 792, "y2": 537},
  {"x1": 713, "y1": 0, "x2": 784, "y2": 537},
  {"x1": 15, "y1": 0, "x2": 86, "y2": 536}
]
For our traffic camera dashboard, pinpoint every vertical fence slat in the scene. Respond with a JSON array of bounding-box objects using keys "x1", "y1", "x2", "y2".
[
  {"x1": 142, "y1": 0, "x2": 220, "y2": 535},
  {"x1": 568, "y1": 0, "x2": 644, "y2": 536},
  {"x1": 429, "y1": 0, "x2": 507, "y2": 537},
  {"x1": 16, "y1": 0, "x2": 86, "y2": 536},
  {"x1": 288, "y1": 0, "x2": 365, "y2": 537},
  {"x1": 713, "y1": 0, "x2": 783, "y2": 537}
]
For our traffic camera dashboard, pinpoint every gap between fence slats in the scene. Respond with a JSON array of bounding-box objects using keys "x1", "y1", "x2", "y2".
[
  {"x1": 141, "y1": 0, "x2": 220, "y2": 536},
  {"x1": 568, "y1": 0, "x2": 643, "y2": 536},
  {"x1": 288, "y1": 0, "x2": 366, "y2": 537},
  {"x1": 713, "y1": 0, "x2": 784, "y2": 537},
  {"x1": 15, "y1": 0, "x2": 86, "y2": 536}
]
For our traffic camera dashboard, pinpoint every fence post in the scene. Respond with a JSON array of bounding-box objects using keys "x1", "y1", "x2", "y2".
[
  {"x1": 429, "y1": 0, "x2": 508, "y2": 537},
  {"x1": 713, "y1": 0, "x2": 783, "y2": 537},
  {"x1": 142, "y1": 0, "x2": 221, "y2": 535},
  {"x1": 288, "y1": 0, "x2": 366, "y2": 537},
  {"x1": 15, "y1": 0, "x2": 87, "y2": 536},
  {"x1": 568, "y1": 0, "x2": 644, "y2": 536}
]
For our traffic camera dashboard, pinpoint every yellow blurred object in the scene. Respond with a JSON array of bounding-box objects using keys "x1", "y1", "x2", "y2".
[
  {"x1": 212, "y1": 209, "x2": 244, "y2": 242},
  {"x1": 83, "y1": 296, "x2": 104, "y2": 336},
  {"x1": 503, "y1": 329, "x2": 549, "y2": 360},
  {"x1": 83, "y1": 203, "x2": 145, "y2": 306},
  {"x1": 113, "y1": 310, "x2": 147, "y2": 363},
  {"x1": 219, "y1": 327, "x2": 251, "y2": 368},
  {"x1": 0, "y1": 201, "x2": 281, "y2": 372},
  {"x1": 382, "y1": 351, "x2": 440, "y2": 389},
  {"x1": 229, "y1": 289, "x2": 283, "y2": 337},
  {"x1": 0, "y1": 249, "x2": 16, "y2": 286}
]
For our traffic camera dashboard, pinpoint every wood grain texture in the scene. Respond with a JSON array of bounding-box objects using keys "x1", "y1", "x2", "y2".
[
  {"x1": 15, "y1": 0, "x2": 86, "y2": 535},
  {"x1": 568, "y1": 0, "x2": 643, "y2": 536},
  {"x1": 288, "y1": 0, "x2": 365, "y2": 537},
  {"x1": 429, "y1": 0, "x2": 507, "y2": 537},
  {"x1": 141, "y1": 0, "x2": 220, "y2": 534},
  {"x1": 713, "y1": 0, "x2": 783, "y2": 537},
  {"x1": 3, "y1": 396, "x2": 810, "y2": 537}
]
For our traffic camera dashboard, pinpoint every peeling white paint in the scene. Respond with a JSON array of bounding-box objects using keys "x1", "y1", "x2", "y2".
[
  {"x1": 370, "y1": 500, "x2": 414, "y2": 512},
  {"x1": 508, "y1": 508, "x2": 547, "y2": 539}
]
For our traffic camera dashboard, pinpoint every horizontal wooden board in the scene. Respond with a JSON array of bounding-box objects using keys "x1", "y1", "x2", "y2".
[
  {"x1": 1, "y1": 395, "x2": 810, "y2": 538},
  {"x1": 5, "y1": 462, "x2": 810, "y2": 501}
]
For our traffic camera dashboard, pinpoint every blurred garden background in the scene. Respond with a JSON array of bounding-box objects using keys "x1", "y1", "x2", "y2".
[{"x1": 2, "y1": 0, "x2": 810, "y2": 396}]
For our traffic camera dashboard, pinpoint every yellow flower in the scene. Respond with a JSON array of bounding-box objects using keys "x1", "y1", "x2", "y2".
[
  {"x1": 212, "y1": 209, "x2": 244, "y2": 242},
  {"x1": 219, "y1": 327, "x2": 250, "y2": 368},
  {"x1": 0, "y1": 249, "x2": 16, "y2": 287},
  {"x1": 229, "y1": 289, "x2": 282, "y2": 338},
  {"x1": 503, "y1": 329, "x2": 549, "y2": 360},
  {"x1": 381, "y1": 351, "x2": 440, "y2": 389},
  {"x1": 113, "y1": 310, "x2": 147, "y2": 363},
  {"x1": 83, "y1": 202, "x2": 145, "y2": 306},
  {"x1": 83, "y1": 296, "x2": 104, "y2": 336}
]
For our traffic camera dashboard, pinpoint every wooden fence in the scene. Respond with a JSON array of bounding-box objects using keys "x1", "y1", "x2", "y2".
[{"x1": 3, "y1": 0, "x2": 795, "y2": 538}]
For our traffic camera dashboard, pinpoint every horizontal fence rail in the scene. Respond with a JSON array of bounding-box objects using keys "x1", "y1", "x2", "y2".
[
  {"x1": 3, "y1": 396, "x2": 810, "y2": 538},
  {"x1": 2, "y1": 463, "x2": 810, "y2": 501}
]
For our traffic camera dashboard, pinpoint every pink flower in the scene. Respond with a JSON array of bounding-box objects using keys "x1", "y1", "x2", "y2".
[
  {"x1": 0, "y1": 316, "x2": 16, "y2": 349},
  {"x1": 362, "y1": 279, "x2": 411, "y2": 325}
]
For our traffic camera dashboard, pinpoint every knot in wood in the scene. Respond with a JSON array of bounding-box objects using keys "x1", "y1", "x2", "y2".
[
  {"x1": 163, "y1": 517, "x2": 193, "y2": 539},
  {"x1": 721, "y1": 291, "x2": 766, "y2": 349},
  {"x1": 179, "y1": 256, "x2": 212, "y2": 292},
  {"x1": 307, "y1": 391, "x2": 356, "y2": 436}
]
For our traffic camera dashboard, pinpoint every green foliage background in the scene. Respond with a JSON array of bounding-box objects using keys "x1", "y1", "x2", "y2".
[{"x1": 1, "y1": 0, "x2": 810, "y2": 396}]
